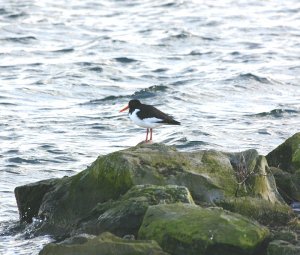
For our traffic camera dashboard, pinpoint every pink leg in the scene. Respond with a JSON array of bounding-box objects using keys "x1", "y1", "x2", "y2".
[
  {"x1": 150, "y1": 128, "x2": 153, "y2": 141},
  {"x1": 145, "y1": 128, "x2": 149, "y2": 142}
]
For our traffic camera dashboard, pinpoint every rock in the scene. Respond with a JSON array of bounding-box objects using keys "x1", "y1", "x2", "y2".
[
  {"x1": 267, "y1": 240, "x2": 300, "y2": 255},
  {"x1": 216, "y1": 197, "x2": 294, "y2": 226},
  {"x1": 76, "y1": 184, "x2": 194, "y2": 237},
  {"x1": 266, "y1": 132, "x2": 300, "y2": 173},
  {"x1": 14, "y1": 143, "x2": 283, "y2": 238},
  {"x1": 270, "y1": 167, "x2": 300, "y2": 203},
  {"x1": 138, "y1": 203, "x2": 269, "y2": 255},
  {"x1": 227, "y1": 150, "x2": 284, "y2": 203},
  {"x1": 14, "y1": 178, "x2": 59, "y2": 223},
  {"x1": 266, "y1": 133, "x2": 300, "y2": 202},
  {"x1": 39, "y1": 232, "x2": 169, "y2": 255},
  {"x1": 14, "y1": 144, "x2": 236, "y2": 237},
  {"x1": 271, "y1": 230, "x2": 298, "y2": 244}
]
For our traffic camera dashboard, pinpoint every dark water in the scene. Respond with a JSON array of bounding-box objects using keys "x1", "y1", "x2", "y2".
[{"x1": 1, "y1": 0, "x2": 300, "y2": 254}]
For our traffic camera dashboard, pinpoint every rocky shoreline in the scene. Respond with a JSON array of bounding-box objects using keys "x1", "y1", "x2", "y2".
[{"x1": 15, "y1": 133, "x2": 300, "y2": 255}]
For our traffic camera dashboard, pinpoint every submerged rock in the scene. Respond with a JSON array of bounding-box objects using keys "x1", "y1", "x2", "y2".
[
  {"x1": 138, "y1": 203, "x2": 269, "y2": 255},
  {"x1": 76, "y1": 184, "x2": 194, "y2": 237},
  {"x1": 39, "y1": 232, "x2": 169, "y2": 255}
]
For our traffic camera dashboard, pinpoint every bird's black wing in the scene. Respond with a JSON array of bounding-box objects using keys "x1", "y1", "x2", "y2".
[{"x1": 137, "y1": 104, "x2": 180, "y2": 125}]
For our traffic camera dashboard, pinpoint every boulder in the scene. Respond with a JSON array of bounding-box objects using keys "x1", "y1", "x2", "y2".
[
  {"x1": 270, "y1": 167, "x2": 300, "y2": 203},
  {"x1": 227, "y1": 150, "x2": 284, "y2": 203},
  {"x1": 75, "y1": 184, "x2": 194, "y2": 237},
  {"x1": 39, "y1": 232, "x2": 169, "y2": 255},
  {"x1": 216, "y1": 197, "x2": 294, "y2": 226},
  {"x1": 14, "y1": 143, "x2": 285, "y2": 238},
  {"x1": 15, "y1": 178, "x2": 59, "y2": 223},
  {"x1": 138, "y1": 203, "x2": 269, "y2": 255},
  {"x1": 266, "y1": 133, "x2": 300, "y2": 202},
  {"x1": 266, "y1": 132, "x2": 300, "y2": 173},
  {"x1": 271, "y1": 230, "x2": 298, "y2": 244},
  {"x1": 267, "y1": 240, "x2": 300, "y2": 255}
]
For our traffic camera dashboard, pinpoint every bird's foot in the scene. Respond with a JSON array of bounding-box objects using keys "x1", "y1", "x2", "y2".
[{"x1": 136, "y1": 140, "x2": 153, "y2": 145}]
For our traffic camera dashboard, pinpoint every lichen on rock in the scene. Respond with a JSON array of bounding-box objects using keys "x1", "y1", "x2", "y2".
[
  {"x1": 39, "y1": 232, "x2": 169, "y2": 255},
  {"x1": 75, "y1": 184, "x2": 194, "y2": 237},
  {"x1": 138, "y1": 203, "x2": 269, "y2": 255}
]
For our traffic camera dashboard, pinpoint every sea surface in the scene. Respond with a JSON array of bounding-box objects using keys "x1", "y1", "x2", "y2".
[{"x1": 0, "y1": 0, "x2": 300, "y2": 254}]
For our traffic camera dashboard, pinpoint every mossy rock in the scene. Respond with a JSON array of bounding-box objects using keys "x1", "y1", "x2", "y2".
[
  {"x1": 125, "y1": 144, "x2": 238, "y2": 202},
  {"x1": 266, "y1": 133, "x2": 300, "y2": 173},
  {"x1": 138, "y1": 203, "x2": 269, "y2": 255},
  {"x1": 270, "y1": 167, "x2": 300, "y2": 203},
  {"x1": 39, "y1": 232, "x2": 169, "y2": 255},
  {"x1": 267, "y1": 240, "x2": 300, "y2": 255},
  {"x1": 216, "y1": 197, "x2": 295, "y2": 227},
  {"x1": 227, "y1": 150, "x2": 284, "y2": 203},
  {"x1": 15, "y1": 143, "x2": 284, "y2": 238},
  {"x1": 271, "y1": 230, "x2": 298, "y2": 244},
  {"x1": 15, "y1": 149, "x2": 135, "y2": 237},
  {"x1": 76, "y1": 184, "x2": 194, "y2": 237},
  {"x1": 14, "y1": 178, "x2": 59, "y2": 223},
  {"x1": 14, "y1": 144, "x2": 238, "y2": 237}
]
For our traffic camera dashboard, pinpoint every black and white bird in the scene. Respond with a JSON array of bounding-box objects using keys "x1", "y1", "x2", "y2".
[{"x1": 120, "y1": 99, "x2": 180, "y2": 142}]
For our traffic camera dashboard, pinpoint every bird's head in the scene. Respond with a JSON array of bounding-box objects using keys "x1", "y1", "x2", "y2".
[{"x1": 119, "y1": 99, "x2": 141, "y2": 112}]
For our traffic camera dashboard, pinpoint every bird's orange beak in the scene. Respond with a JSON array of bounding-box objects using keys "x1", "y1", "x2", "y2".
[{"x1": 119, "y1": 105, "x2": 129, "y2": 112}]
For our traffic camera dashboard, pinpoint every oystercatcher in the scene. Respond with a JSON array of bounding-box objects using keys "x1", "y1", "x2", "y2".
[{"x1": 120, "y1": 99, "x2": 180, "y2": 142}]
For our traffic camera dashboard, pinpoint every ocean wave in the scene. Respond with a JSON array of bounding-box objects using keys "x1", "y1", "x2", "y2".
[
  {"x1": 2, "y1": 36, "x2": 37, "y2": 43},
  {"x1": 0, "y1": 8, "x2": 8, "y2": 15},
  {"x1": 82, "y1": 95, "x2": 127, "y2": 105},
  {"x1": 248, "y1": 109, "x2": 299, "y2": 118},
  {"x1": 162, "y1": 31, "x2": 206, "y2": 41},
  {"x1": 114, "y1": 57, "x2": 137, "y2": 63},
  {"x1": 188, "y1": 50, "x2": 213, "y2": 56},
  {"x1": 8, "y1": 157, "x2": 41, "y2": 164},
  {"x1": 6, "y1": 12, "x2": 27, "y2": 19},
  {"x1": 131, "y1": 84, "x2": 168, "y2": 98},
  {"x1": 52, "y1": 48, "x2": 74, "y2": 53},
  {"x1": 81, "y1": 85, "x2": 168, "y2": 105},
  {"x1": 75, "y1": 62, "x2": 103, "y2": 72},
  {"x1": 237, "y1": 73, "x2": 273, "y2": 84}
]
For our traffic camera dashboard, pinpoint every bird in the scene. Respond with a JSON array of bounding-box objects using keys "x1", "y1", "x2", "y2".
[{"x1": 119, "y1": 99, "x2": 180, "y2": 142}]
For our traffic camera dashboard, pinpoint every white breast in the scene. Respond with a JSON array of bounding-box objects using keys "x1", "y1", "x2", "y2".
[{"x1": 129, "y1": 109, "x2": 164, "y2": 128}]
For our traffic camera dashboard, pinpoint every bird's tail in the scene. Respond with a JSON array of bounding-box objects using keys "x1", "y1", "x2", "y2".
[{"x1": 167, "y1": 120, "x2": 180, "y2": 125}]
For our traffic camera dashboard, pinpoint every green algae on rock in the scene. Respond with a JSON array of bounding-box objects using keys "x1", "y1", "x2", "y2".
[
  {"x1": 14, "y1": 143, "x2": 286, "y2": 238},
  {"x1": 266, "y1": 132, "x2": 300, "y2": 202},
  {"x1": 270, "y1": 167, "x2": 300, "y2": 202},
  {"x1": 266, "y1": 132, "x2": 300, "y2": 174},
  {"x1": 76, "y1": 184, "x2": 194, "y2": 237},
  {"x1": 14, "y1": 178, "x2": 59, "y2": 223},
  {"x1": 267, "y1": 240, "x2": 300, "y2": 255},
  {"x1": 39, "y1": 232, "x2": 169, "y2": 255},
  {"x1": 14, "y1": 143, "x2": 238, "y2": 237},
  {"x1": 138, "y1": 203, "x2": 269, "y2": 255},
  {"x1": 227, "y1": 150, "x2": 284, "y2": 203},
  {"x1": 216, "y1": 197, "x2": 294, "y2": 226}
]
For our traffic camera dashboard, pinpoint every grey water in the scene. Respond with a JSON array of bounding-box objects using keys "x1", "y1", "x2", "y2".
[{"x1": 0, "y1": 0, "x2": 300, "y2": 254}]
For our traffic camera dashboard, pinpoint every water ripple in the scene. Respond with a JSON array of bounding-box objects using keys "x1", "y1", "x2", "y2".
[
  {"x1": 248, "y1": 109, "x2": 299, "y2": 118},
  {"x1": 1, "y1": 0, "x2": 300, "y2": 254},
  {"x1": 1, "y1": 36, "x2": 37, "y2": 44}
]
